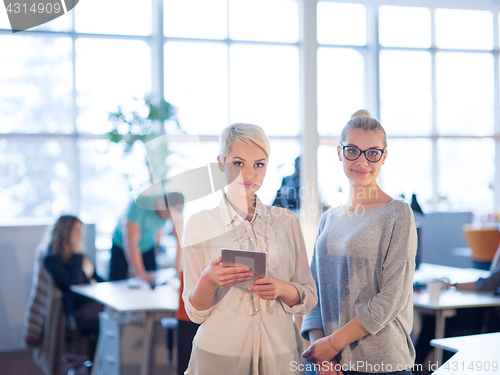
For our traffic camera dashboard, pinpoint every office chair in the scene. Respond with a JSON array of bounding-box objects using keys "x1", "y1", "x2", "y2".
[
  {"x1": 161, "y1": 317, "x2": 178, "y2": 370},
  {"x1": 463, "y1": 224, "x2": 500, "y2": 270},
  {"x1": 24, "y1": 245, "x2": 96, "y2": 375}
]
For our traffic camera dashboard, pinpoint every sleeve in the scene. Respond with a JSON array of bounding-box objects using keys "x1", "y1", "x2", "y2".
[
  {"x1": 44, "y1": 254, "x2": 84, "y2": 293},
  {"x1": 476, "y1": 264, "x2": 500, "y2": 292},
  {"x1": 181, "y1": 214, "x2": 215, "y2": 324},
  {"x1": 125, "y1": 200, "x2": 143, "y2": 224},
  {"x1": 301, "y1": 213, "x2": 328, "y2": 340},
  {"x1": 282, "y1": 215, "x2": 318, "y2": 316},
  {"x1": 355, "y1": 204, "x2": 417, "y2": 335}
]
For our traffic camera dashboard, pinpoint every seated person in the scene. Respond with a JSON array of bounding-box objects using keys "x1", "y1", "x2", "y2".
[
  {"x1": 415, "y1": 247, "x2": 500, "y2": 373},
  {"x1": 44, "y1": 215, "x2": 104, "y2": 359},
  {"x1": 445, "y1": 246, "x2": 500, "y2": 293}
]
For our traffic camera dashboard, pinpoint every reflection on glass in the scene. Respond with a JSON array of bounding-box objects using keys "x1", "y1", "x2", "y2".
[
  {"x1": 264, "y1": 140, "x2": 300, "y2": 205},
  {"x1": 379, "y1": 6, "x2": 431, "y2": 48},
  {"x1": 167, "y1": 141, "x2": 227, "y2": 221},
  {"x1": 164, "y1": 42, "x2": 228, "y2": 135},
  {"x1": 379, "y1": 139, "x2": 432, "y2": 212},
  {"x1": 20, "y1": 7, "x2": 72, "y2": 32},
  {"x1": 317, "y1": 2, "x2": 366, "y2": 46},
  {"x1": 166, "y1": 140, "x2": 299, "y2": 221},
  {"x1": 76, "y1": 39, "x2": 151, "y2": 134},
  {"x1": 435, "y1": 9, "x2": 493, "y2": 50},
  {"x1": 318, "y1": 145, "x2": 349, "y2": 208},
  {"x1": 229, "y1": 44, "x2": 299, "y2": 135},
  {"x1": 438, "y1": 139, "x2": 494, "y2": 214},
  {"x1": 164, "y1": 0, "x2": 227, "y2": 39},
  {"x1": 29, "y1": 8, "x2": 72, "y2": 31},
  {"x1": 436, "y1": 52, "x2": 494, "y2": 135},
  {"x1": 317, "y1": 48, "x2": 364, "y2": 136},
  {"x1": 0, "y1": 35, "x2": 72, "y2": 134},
  {"x1": 380, "y1": 50, "x2": 431, "y2": 136},
  {"x1": 79, "y1": 139, "x2": 142, "y2": 249},
  {"x1": 229, "y1": 0, "x2": 298, "y2": 43},
  {"x1": 0, "y1": 138, "x2": 72, "y2": 221},
  {"x1": 75, "y1": 0, "x2": 151, "y2": 36}
]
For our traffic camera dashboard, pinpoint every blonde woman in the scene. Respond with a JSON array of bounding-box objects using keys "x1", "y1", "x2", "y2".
[
  {"x1": 302, "y1": 112, "x2": 417, "y2": 375},
  {"x1": 182, "y1": 123, "x2": 317, "y2": 375}
]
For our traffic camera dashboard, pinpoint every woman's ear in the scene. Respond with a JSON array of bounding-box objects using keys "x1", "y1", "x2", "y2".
[
  {"x1": 381, "y1": 148, "x2": 388, "y2": 165},
  {"x1": 217, "y1": 156, "x2": 225, "y2": 172},
  {"x1": 337, "y1": 145, "x2": 342, "y2": 161}
]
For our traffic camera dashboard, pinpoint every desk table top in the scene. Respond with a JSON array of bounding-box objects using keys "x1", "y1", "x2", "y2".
[
  {"x1": 71, "y1": 278, "x2": 179, "y2": 313},
  {"x1": 431, "y1": 332, "x2": 500, "y2": 374},
  {"x1": 413, "y1": 263, "x2": 500, "y2": 310}
]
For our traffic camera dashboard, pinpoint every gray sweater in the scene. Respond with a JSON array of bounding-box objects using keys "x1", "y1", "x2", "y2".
[{"x1": 301, "y1": 200, "x2": 417, "y2": 373}]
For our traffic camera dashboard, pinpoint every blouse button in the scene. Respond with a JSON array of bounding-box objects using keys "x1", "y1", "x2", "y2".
[
  {"x1": 250, "y1": 238, "x2": 254, "y2": 241},
  {"x1": 255, "y1": 327, "x2": 259, "y2": 330},
  {"x1": 254, "y1": 308, "x2": 259, "y2": 312}
]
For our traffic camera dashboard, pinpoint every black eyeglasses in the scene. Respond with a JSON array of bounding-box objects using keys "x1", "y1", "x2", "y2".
[{"x1": 340, "y1": 145, "x2": 386, "y2": 163}]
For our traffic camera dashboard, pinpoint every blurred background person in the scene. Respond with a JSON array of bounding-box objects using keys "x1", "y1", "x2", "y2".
[
  {"x1": 108, "y1": 192, "x2": 184, "y2": 282},
  {"x1": 44, "y1": 214, "x2": 104, "y2": 360}
]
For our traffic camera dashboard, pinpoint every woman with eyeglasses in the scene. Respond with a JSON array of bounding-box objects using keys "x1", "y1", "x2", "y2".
[{"x1": 301, "y1": 111, "x2": 418, "y2": 375}]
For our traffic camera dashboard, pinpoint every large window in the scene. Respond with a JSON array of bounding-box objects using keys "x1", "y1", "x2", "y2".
[
  {"x1": 317, "y1": 1, "x2": 499, "y2": 218},
  {"x1": 2, "y1": 0, "x2": 500, "y2": 248}
]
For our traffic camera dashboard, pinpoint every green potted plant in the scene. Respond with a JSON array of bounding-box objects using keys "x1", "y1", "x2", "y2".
[{"x1": 107, "y1": 94, "x2": 180, "y2": 183}]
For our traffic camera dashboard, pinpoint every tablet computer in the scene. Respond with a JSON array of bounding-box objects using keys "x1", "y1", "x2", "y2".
[{"x1": 221, "y1": 248, "x2": 267, "y2": 283}]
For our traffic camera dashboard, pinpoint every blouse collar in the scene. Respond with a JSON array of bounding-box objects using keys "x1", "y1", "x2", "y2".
[{"x1": 219, "y1": 194, "x2": 272, "y2": 226}]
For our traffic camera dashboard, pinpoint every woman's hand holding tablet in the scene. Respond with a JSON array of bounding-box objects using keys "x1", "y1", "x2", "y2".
[{"x1": 203, "y1": 256, "x2": 253, "y2": 288}]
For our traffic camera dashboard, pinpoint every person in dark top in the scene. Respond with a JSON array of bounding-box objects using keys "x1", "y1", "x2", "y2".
[
  {"x1": 273, "y1": 156, "x2": 301, "y2": 211},
  {"x1": 44, "y1": 215, "x2": 104, "y2": 358}
]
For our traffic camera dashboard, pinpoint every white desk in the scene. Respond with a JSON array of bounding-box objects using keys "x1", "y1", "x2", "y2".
[
  {"x1": 430, "y1": 332, "x2": 500, "y2": 374},
  {"x1": 71, "y1": 272, "x2": 179, "y2": 375},
  {"x1": 413, "y1": 263, "x2": 500, "y2": 365}
]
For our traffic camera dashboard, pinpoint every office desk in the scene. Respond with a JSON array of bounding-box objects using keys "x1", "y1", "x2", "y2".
[
  {"x1": 430, "y1": 332, "x2": 500, "y2": 374},
  {"x1": 413, "y1": 263, "x2": 500, "y2": 364},
  {"x1": 71, "y1": 273, "x2": 179, "y2": 375}
]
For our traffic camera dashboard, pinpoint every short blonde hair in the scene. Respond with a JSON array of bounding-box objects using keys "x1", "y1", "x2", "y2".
[{"x1": 219, "y1": 123, "x2": 270, "y2": 160}]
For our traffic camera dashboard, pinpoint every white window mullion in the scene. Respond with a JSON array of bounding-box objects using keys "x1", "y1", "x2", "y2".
[
  {"x1": 71, "y1": 7, "x2": 80, "y2": 214},
  {"x1": 299, "y1": 0, "x2": 320, "y2": 260},
  {"x1": 151, "y1": 0, "x2": 165, "y2": 134},
  {"x1": 430, "y1": 7, "x2": 439, "y2": 211},
  {"x1": 493, "y1": 10, "x2": 500, "y2": 213},
  {"x1": 365, "y1": 4, "x2": 380, "y2": 119}
]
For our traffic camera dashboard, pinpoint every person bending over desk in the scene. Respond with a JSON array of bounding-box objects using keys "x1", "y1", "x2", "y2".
[{"x1": 108, "y1": 192, "x2": 184, "y2": 282}]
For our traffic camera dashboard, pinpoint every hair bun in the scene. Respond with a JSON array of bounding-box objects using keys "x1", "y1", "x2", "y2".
[{"x1": 350, "y1": 109, "x2": 371, "y2": 118}]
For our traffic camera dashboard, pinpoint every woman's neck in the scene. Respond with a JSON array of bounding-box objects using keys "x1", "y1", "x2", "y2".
[
  {"x1": 345, "y1": 184, "x2": 391, "y2": 211},
  {"x1": 225, "y1": 190, "x2": 256, "y2": 222}
]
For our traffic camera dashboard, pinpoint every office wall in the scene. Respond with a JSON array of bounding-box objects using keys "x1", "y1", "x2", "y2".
[
  {"x1": 418, "y1": 211, "x2": 473, "y2": 268},
  {"x1": 0, "y1": 223, "x2": 95, "y2": 352}
]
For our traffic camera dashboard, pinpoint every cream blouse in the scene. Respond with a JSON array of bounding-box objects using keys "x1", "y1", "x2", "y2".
[{"x1": 182, "y1": 196, "x2": 317, "y2": 375}]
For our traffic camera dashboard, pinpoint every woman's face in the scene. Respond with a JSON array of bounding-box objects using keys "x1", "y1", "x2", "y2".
[
  {"x1": 69, "y1": 220, "x2": 83, "y2": 253},
  {"x1": 337, "y1": 128, "x2": 387, "y2": 188},
  {"x1": 218, "y1": 141, "x2": 268, "y2": 198}
]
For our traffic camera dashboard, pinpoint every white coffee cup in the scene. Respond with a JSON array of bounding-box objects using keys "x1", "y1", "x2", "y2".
[{"x1": 427, "y1": 280, "x2": 443, "y2": 302}]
